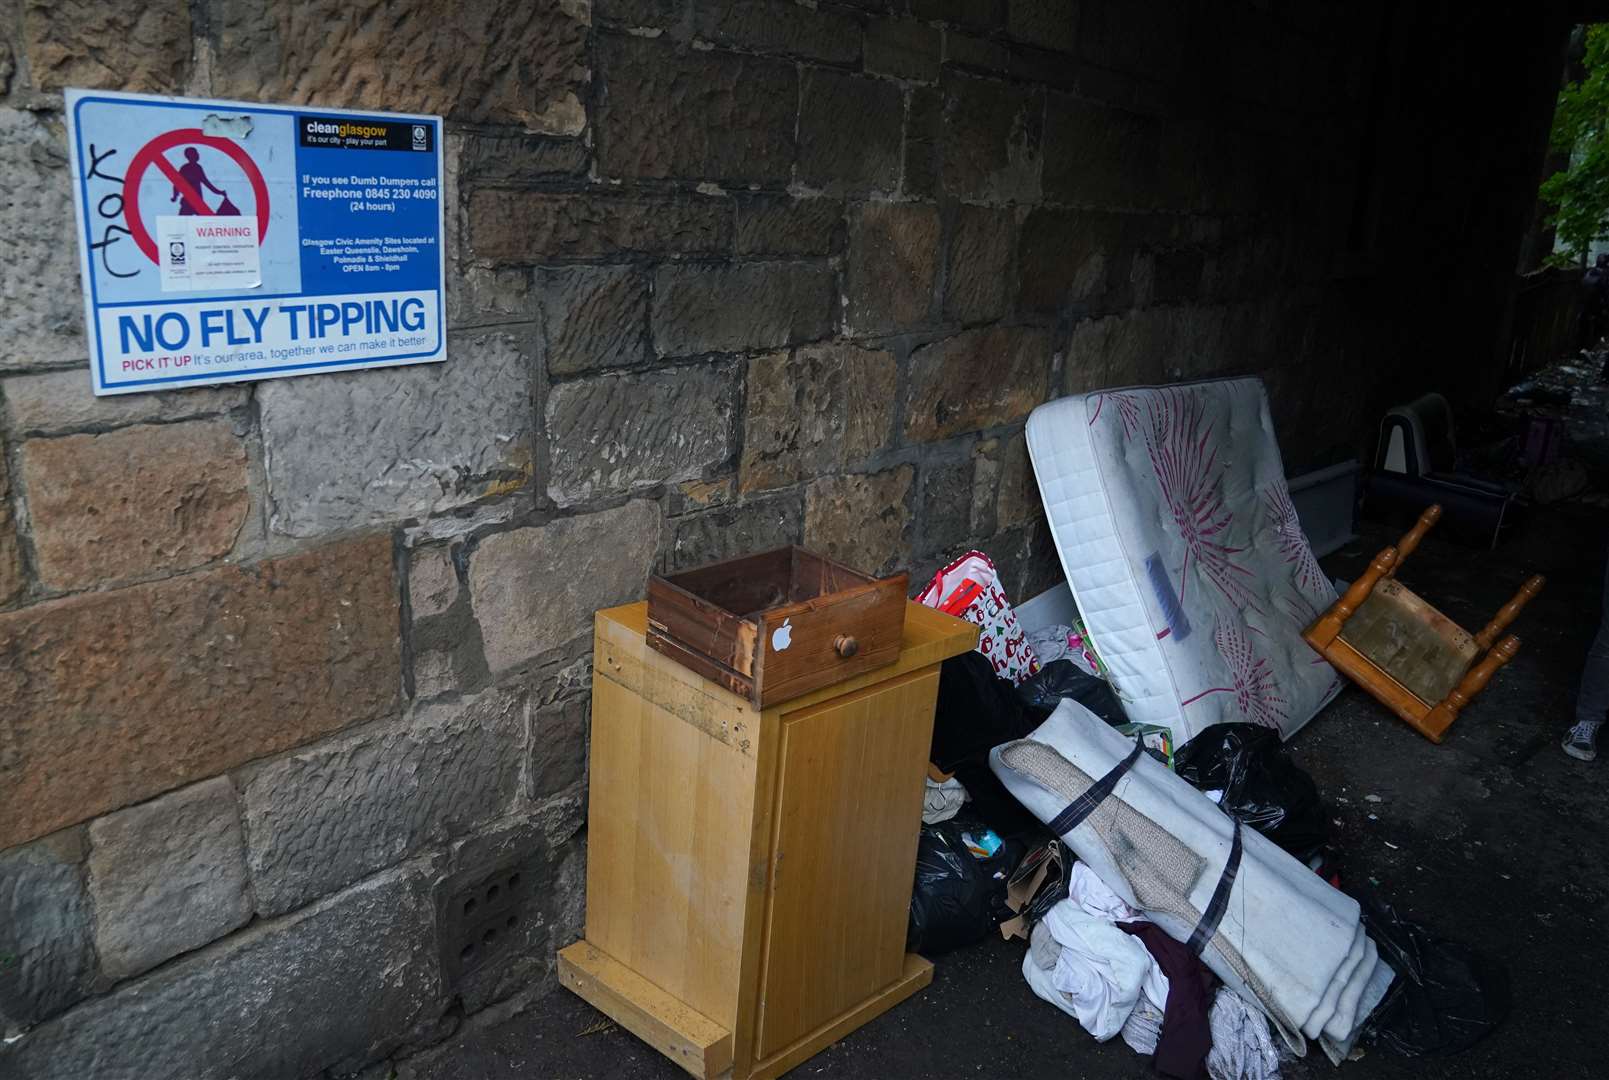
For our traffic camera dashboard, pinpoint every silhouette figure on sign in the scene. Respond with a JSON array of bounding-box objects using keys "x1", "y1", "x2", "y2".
[{"x1": 171, "y1": 147, "x2": 239, "y2": 215}]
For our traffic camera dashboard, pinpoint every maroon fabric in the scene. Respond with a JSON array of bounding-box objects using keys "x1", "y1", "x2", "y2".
[{"x1": 1120, "y1": 921, "x2": 1215, "y2": 1080}]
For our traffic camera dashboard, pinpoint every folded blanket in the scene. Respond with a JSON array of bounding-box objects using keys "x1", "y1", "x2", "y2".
[{"x1": 991, "y1": 700, "x2": 1393, "y2": 1063}]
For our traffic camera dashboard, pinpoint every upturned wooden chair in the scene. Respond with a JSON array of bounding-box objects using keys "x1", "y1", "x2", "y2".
[{"x1": 1303, "y1": 505, "x2": 1544, "y2": 743}]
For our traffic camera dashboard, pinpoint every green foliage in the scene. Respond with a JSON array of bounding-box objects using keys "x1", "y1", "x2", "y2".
[{"x1": 1543, "y1": 25, "x2": 1609, "y2": 266}]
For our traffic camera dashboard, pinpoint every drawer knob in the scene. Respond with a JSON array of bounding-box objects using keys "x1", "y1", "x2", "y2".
[{"x1": 834, "y1": 634, "x2": 859, "y2": 659}]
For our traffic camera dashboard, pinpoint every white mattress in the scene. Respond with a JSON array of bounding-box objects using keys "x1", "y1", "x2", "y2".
[{"x1": 1025, "y1": 378, "x2": 1340, "y2": 746}]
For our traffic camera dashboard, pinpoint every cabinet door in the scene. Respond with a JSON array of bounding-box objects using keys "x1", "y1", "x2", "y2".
[{"x1": 752, "y1": 667, "x2": 938, "y2": 1059}]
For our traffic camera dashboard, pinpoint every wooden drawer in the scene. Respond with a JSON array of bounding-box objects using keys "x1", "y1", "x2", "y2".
[{"x1": 647, "y1": 546, "x2": 907, "y2": 709}]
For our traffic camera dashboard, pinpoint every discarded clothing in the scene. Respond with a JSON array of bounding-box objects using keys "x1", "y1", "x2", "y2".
[
  {"x1": 1122, "y1": 920, "x2": 1215, "y2": 1080},
  {"x1": 991, "y1": 700, "x2": 1395, "y2": 1064},
  {"x1": 1023, "y1": 899, "x2": 1163, "y2": 1041},
  {"x1": 931, "y1": 651, "x2": 1042, "y2": 838},
  {"x1": 1027, "y1": 620, "x2": 1107, "y2": 677},
  {"x1": 1207, "y1": 988, "x2": 1282, "y2": 1080},
  {"x1": 922, "y1": 776, "x2": 967, "y2": 824},
  {"x1": 1067, "y1": 860, "x2": 1142, "y2": 923},
  {"x1": 1029, "y1": 623, "x2": 1075, "y2": 664},
  {"x1": 1121, "y1": 988, "x2": 1166, "y2": 1056}
]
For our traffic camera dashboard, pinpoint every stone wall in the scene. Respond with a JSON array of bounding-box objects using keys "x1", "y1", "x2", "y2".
[{"x1": 0, "y1": 1, "x2": 1569, "y2": 1076}]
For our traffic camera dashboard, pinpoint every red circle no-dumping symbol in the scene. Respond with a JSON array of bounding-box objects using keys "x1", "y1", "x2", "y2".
[{"x1": 121, "y1": 128, "x2": 271, "y2": 265}]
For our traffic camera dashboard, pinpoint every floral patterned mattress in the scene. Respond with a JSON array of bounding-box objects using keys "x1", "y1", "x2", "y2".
[{"x1": 1024, "y1": 377, "x2": 1341, "y2": 747}]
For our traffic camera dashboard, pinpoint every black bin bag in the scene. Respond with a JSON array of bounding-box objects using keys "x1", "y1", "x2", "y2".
[
  {"x1": 906, "y1": 818, "x2": 1021, "y2": 956},
  {"x1": 1016, "y1": 659, "x2": 1126, "y2": 727},
  {"x1": 1359, "y1": 892, "x2": 1510, "y2": 1056},
  {"x1": 1173, "y1": 722, "x2": 1327, "y2": 862}
]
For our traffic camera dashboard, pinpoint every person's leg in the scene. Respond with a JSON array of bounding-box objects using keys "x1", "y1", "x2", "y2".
[{"x1": 1565, "y1": 550, "x2": 1609, "y2": 760}]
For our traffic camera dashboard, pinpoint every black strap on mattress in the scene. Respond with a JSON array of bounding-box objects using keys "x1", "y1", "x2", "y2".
[
  {"x1": 1187, "y1": 817, "x2": 1244, "y2": 957},
  {"x1": 1046, "y1": 741, "x2": 1144, "y2": 837}
]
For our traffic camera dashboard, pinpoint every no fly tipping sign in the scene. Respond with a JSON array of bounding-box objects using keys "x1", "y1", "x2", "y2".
[{"x1": 66, "y1": 89, "x2": 446, "y2": 395}]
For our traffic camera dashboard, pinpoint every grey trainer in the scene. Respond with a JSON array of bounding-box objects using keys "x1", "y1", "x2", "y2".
[{"x1": 1563, "y1": 722, "x2": 1600, "y2": 762}]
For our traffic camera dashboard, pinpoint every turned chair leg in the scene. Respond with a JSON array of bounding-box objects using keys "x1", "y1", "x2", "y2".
[
  {"x1": 1386, "y1": 504, "x2": 1442, "y2": 578},
  {"x1": 1307, "y1": 546, "x2": 1398, "y2": 649},
  {"x1": 1422, "y1": 635, "x2": 1521, "y2": 742},
  {"x1": 1474, "y1": 575, "x2": 1546, "y2": 651}
]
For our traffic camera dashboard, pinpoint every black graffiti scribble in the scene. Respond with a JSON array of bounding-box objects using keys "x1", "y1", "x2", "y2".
[{"x1": 84, "y1": 143, "x2": 138, "y2": 279}]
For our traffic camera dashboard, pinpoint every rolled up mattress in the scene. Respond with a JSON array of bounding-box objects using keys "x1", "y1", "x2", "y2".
[{"x1": 990, "y1": 700, "x2": 1393, "y2": 1064}]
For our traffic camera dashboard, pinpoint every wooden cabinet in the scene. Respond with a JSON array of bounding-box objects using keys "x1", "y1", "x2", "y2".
[{"x1": 559, "y1": 601, "x2": 977, "y2": 1080}]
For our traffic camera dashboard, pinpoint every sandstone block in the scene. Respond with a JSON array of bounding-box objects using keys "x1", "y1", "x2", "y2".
[
  {"x1": 905, "y1": 326, "x2": 1050, "y2": 441},
  {"x1": 663, "y1": 490, "x2": 804, "y2": 573},
  {"x1": 1007, "y1": 0, "x2": 1077, "y2": 52},
  {"x1": 22, "y1": 0, "x2": 190, "y2": 91},
  {"x1": 546, "y1": 366, "x2": 735, "y2": 506},
  {"x1": 735, "y1": 196, "x2": 845, "y2": 256},
  {"x1": 667, "y1": 476, "x2": 737, "y2": 515},
  {"x1": 0, "y1": 448, "x2": 22, "y2": 607},
  {"x1": 944, "y1": 204, "x2": 1014, "y2": 323},
  {"x1": 797, "y1": 68, "x2": 905, "y2": 193},
  {"x1": 469, "y1": 501, "x2": 659, "y2": 673},
  {"x1": 1020, "y1": 516, "x2": 1062, "y2": 600},
  {"x1": 1, "y1": 109, "x2": 84, "y2": 371},
  {"x1": 0, "y1": 533, "x2": 401, "y2": 850},
  {"x1": 969, "y1": 438, "x2": 1001, "y2": 537},
  {"x1": 0, "y1": 832, "x2": 95, "y2": 1033},
  {"x1": 3, "y1": 368, "x2": 245, "y2": 436},
  {"x1": 740, "y1": 344, "x2": 896, "y2": 491},
  {"x1": 458, "y1": 131, "x2": 589, "y2": 183},
  {"x1": 694, "y1": 0, "x2": 861, "y2": 63},
  {"x1": 408, "y1": 545, "x2": 460, "y2": 621},
  {"x1": 944, "y1": 32, "x2": 1010, "y2": 75},
  {"x1": 920, "y1": 457, "x2": 976, "y2": 557},
  {"x1": 803, "y1": 467, "x2": 914, "y2": 577},
  {"x1": 653, "y1": 263, "x2": 834, "y2": 356},
  {"x1": 548, "y1": 837, "x2": 588, "y2": 956},
  {"x1": 994, "y1": 430, "x2": 1038, "y2": 528},
  {"x1": 1017, "y1": 207, "x2": 1134, "y2": 315},
  {"x1": 1062, "y1": 309, "x2": 1172, "y2": 393},
  {"x1": 244, "y1": 684, "x2": 527, "y2": 915},
  {"x1": 595, "y1": 0, "x2": 685, "y2": 28},
  {"x1": 87, "y1": 777, "x2": 252, "y2": 980},
  {"x1": 902, "y1": 88, "x2": 943, "y2": 199},
  {"x1": 0, "y1": 866, "x2": 440, "y2": 1080},
  {"x1": 259, "y1": 331, "x2": 532, "y2": 537},
  {"x1": 22, "y1": 420, "x2": 249, "y2": 591},
  {"x1": 530, "y1": 695, "x2": 589, "y2": 801},
  {"x1": 469, "y1": 190, "x2": 732, "y2": 262},
  {"x1": 597, "y1": 34, "x2": 796, "y2": 184},
  {"x1": 918, "y1": 72, "x2": 1043, "y2": 203},
  {"x1": 911, "y1": 0, "x2": 1005, "y2": 30},
  {"x1": 866, "y1": 18, "x2": 940, "y2": 82},
  {"x1": 1042, "y1": 93, "x2": 1162, "y2": 210},
  {"x1": 212, "y1": 0, "x2": 588, "y2": 133},
  {"x1": 537, "y1": 266, "x2": 648, "y2": 376},
  {"x1": 845, "y1": 202, "x2": 941, "y2": 335}
]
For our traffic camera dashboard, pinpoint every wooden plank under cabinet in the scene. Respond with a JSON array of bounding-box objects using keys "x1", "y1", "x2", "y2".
[{"x1": 559, "y1": 600, "x2": 978, "y2": 1080}]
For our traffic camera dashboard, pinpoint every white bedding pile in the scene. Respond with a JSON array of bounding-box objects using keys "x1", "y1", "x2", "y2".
[{"x1": 991, "y1": 700, "x2": 1393, "y2": 1064}]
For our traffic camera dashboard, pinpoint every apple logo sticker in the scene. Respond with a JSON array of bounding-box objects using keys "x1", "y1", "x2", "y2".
[{"x1": 771, "y1": 618, "x2": 793, "y2": 652}]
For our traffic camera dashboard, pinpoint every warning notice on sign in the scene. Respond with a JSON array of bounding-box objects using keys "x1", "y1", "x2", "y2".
[{"x1": 66, "y1": 89, "x2": 445, "y2": 396}]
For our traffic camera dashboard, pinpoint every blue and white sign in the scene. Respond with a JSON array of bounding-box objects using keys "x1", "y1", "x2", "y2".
[{"x1": 66, "y1": 89, "x2": 446, "y2": 396}]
